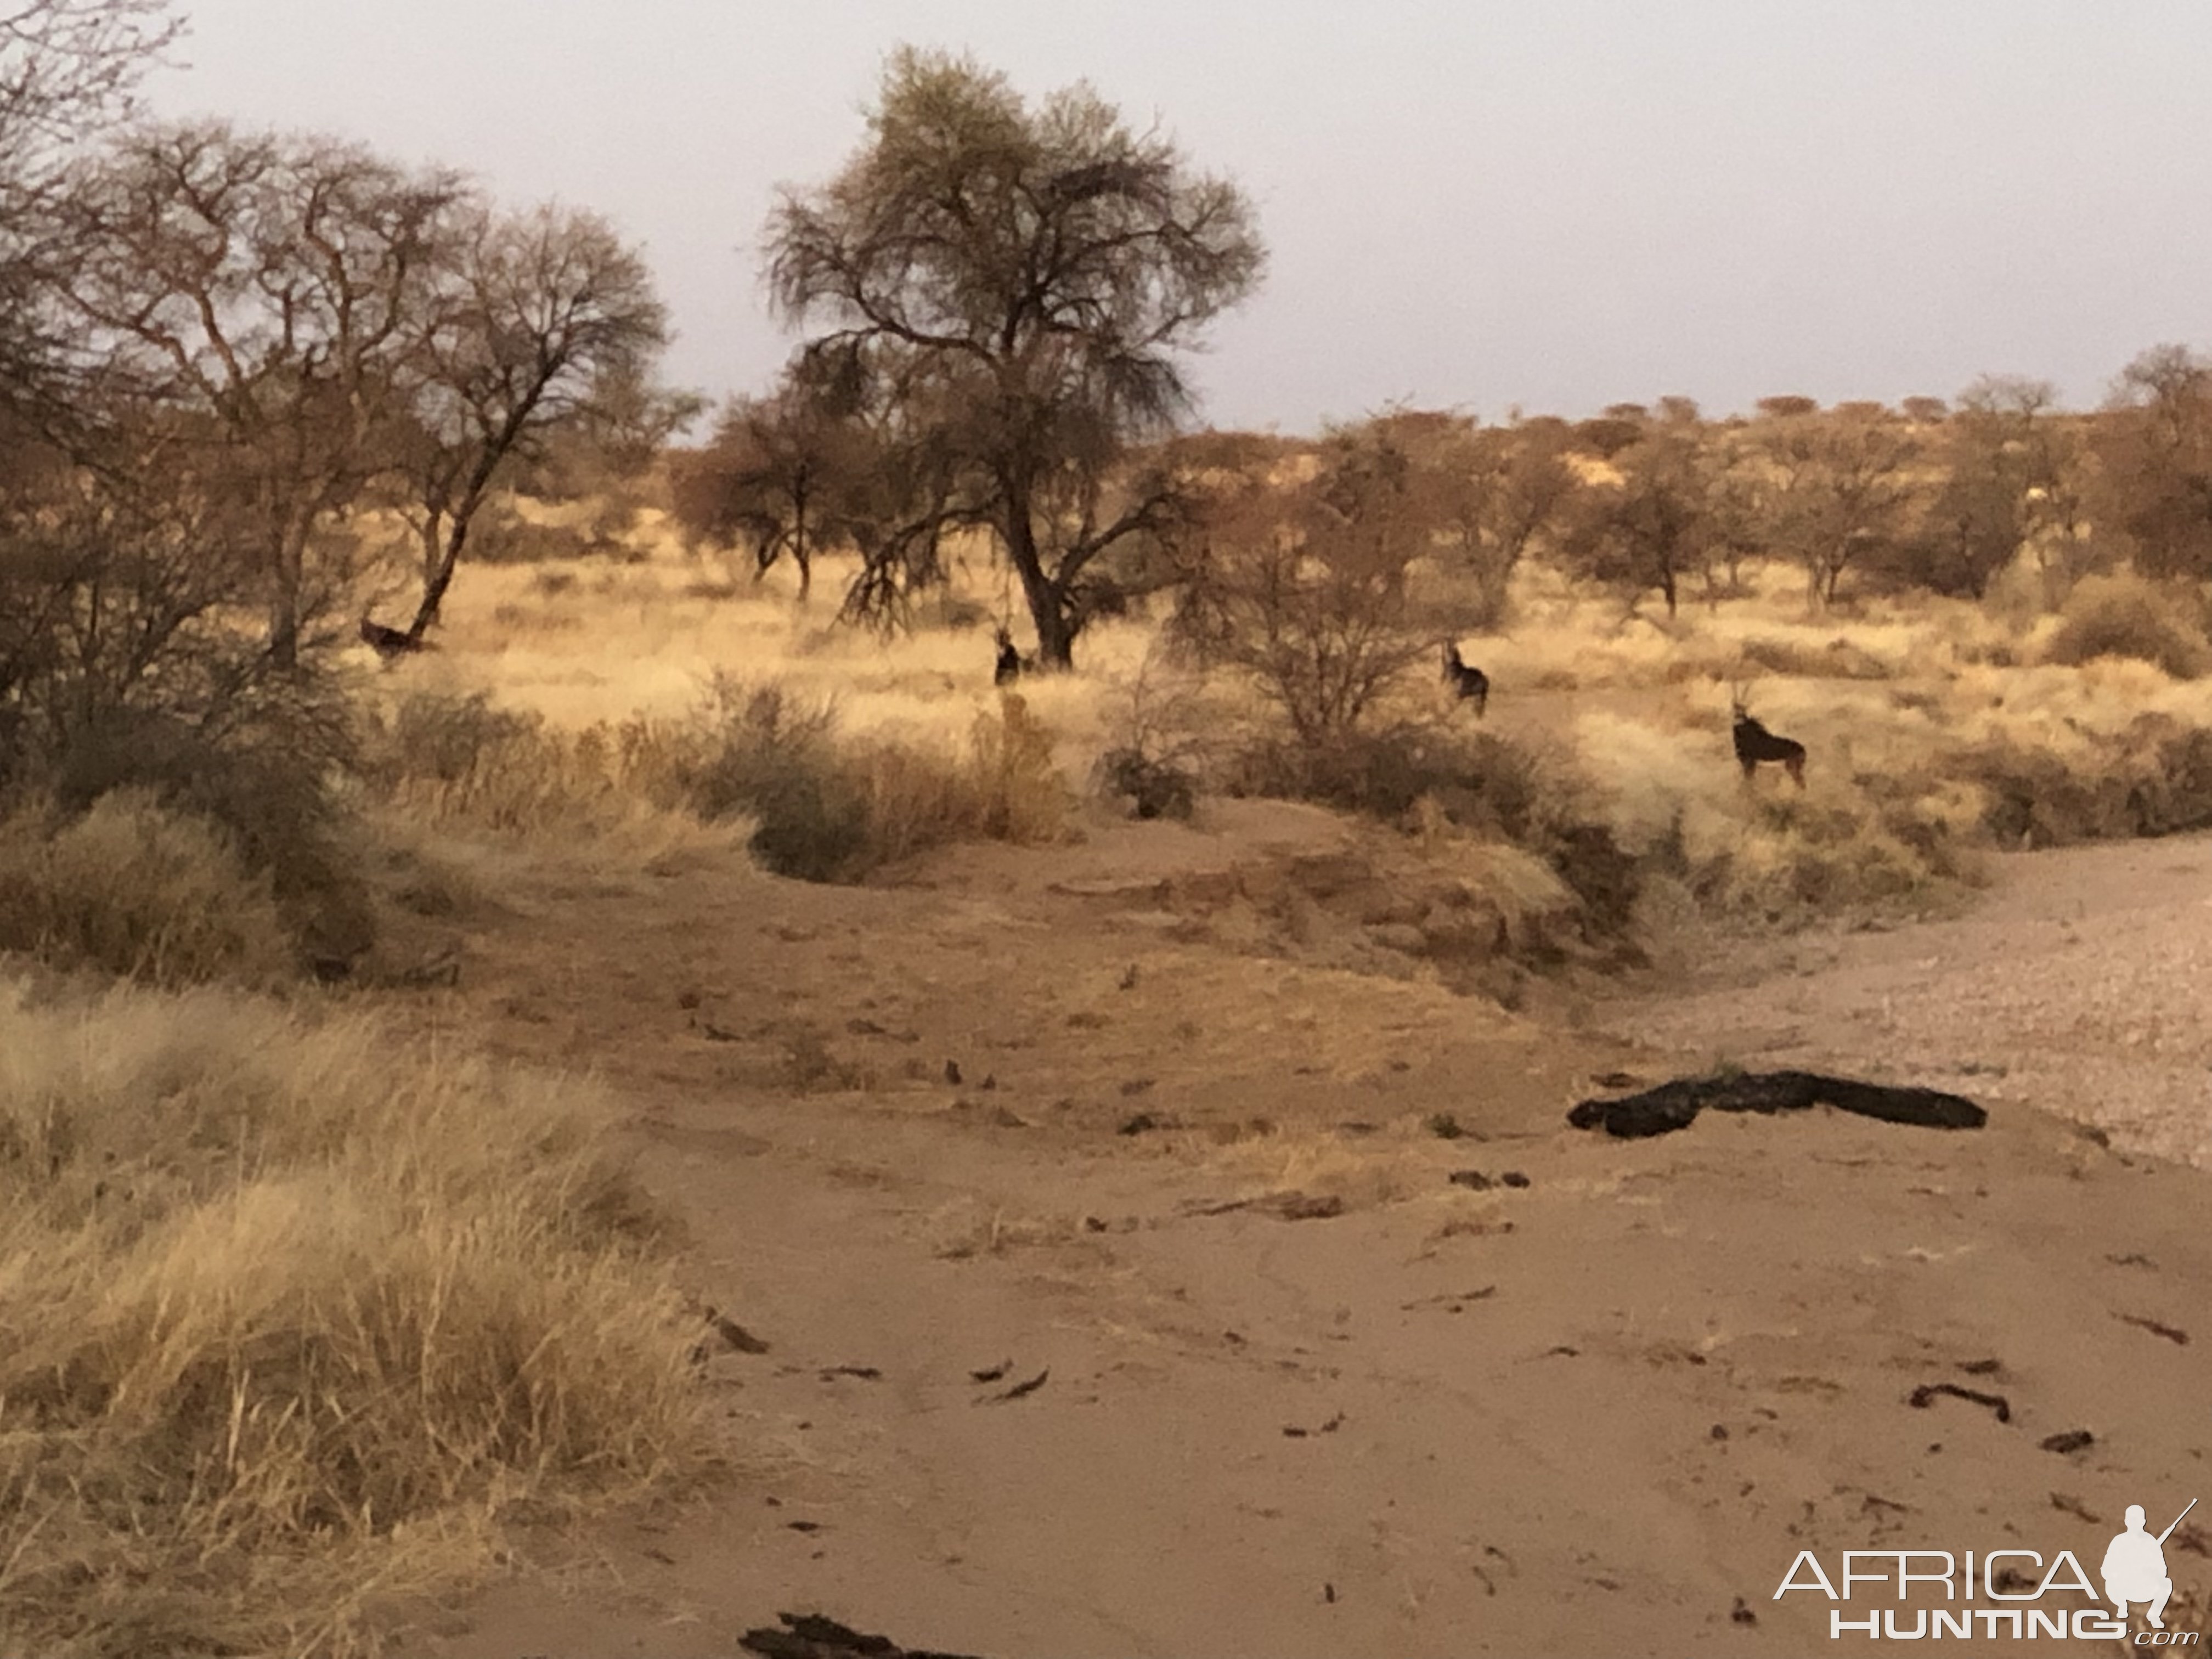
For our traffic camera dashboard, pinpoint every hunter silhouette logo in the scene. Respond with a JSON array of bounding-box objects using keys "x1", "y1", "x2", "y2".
[{"x1": 2106, "y1": 1499, "x2": 2195, "y2": 1630}]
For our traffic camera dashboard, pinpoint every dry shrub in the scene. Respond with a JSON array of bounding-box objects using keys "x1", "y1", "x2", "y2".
[
  {"x1": 666, "y1": 682, "x2": 861, "y2": 879},
  {"x1": 2044, "y1": 572, "x2": 2212, "y2": 679},
  {"x1": 1164, "y1": 417, "x2": 1436, "y2": 745},
  {"x1": 955, "y1": 692, "x2": 1067, "y2": 841},
  {"x1": 1573, "y1": 709, "x2": 1985, "y2": 927},
  {"x1": 1096, "y1": 747, "x2": 1197, "y2": 820},
  {"x1": 357, "y1": 811, "x2": 497, "y2": 921},
  {"x1": 369, "y1": 681, "x2": 1065, "y2": 882},
  {"x1": 1092, "y1": 660, "x2": 1209, "y2": 821},
  {"x1": 1231, "y1": 721, "x2": 1523, "y2": 825},
  {"x1": 0, "y1": 978, "x2": 702, "y2": 1659},
  {"x1": 672, "y1": 681, "x2": 1066, "y2": 881},
  {"x1": 39, "y1": 707, "x2": 375, "y2": 970},
  {"x1": 1736, "y1": 634, "x2": 1894, "y2": 681},
  {"x1": 374, "y1": 689, "x2": 545, "y2": 789},
  {"x1": 359, "y1": 691, "x2": 707, "y2": 850},
  {"x1": 1685, "y1": 795, "x2": 1973, "y2": 919},
  {"x1": 1573, "y1": 670, "x2": 2212, "y2": 923},
  {"x1": 1963, "y1": 714, "x2": 2212, "y2": 845},
  {"x1": 1233, "y1": 721, "x2": 1644, "y2": 946},
  {"x1": 0, "y1": 792, "x2": 295, "y2": 986}
]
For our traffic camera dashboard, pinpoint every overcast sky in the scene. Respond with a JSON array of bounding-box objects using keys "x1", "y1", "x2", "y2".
[{"x1": 142, "y1": 1, "x2": 2212, "y2": 431}]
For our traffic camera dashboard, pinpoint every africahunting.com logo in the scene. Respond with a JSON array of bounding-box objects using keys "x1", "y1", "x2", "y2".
[{"x1": 1776, "y1": 1497, "x2": 2199, "y2": 1643}]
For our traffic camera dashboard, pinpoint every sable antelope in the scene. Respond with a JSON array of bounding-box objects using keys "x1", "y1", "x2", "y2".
[
  {"x1": 1730, "y1": 690, "x2": 1806, "y2": 787},
  {"x1": 1441, "y1": 642, "x2": 1489, "y2": 716},
  {"x1": 992, "y1": 625, "x2": 1024, "y2": 687},
  {"x1": 359, "y1": 616, "x2": 430, "y2": 662}
]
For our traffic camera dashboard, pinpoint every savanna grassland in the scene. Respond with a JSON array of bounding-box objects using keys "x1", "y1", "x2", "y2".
[
  {"x1": 7, "y1": 16, "x2": 2212, "y2": 1658},
  {"x1": 13, "y1": 478, "x2": 2212, "y2": 1654},
  {"x1": 379, "y1": 521, "x2": 2212, "y2": 1657}
]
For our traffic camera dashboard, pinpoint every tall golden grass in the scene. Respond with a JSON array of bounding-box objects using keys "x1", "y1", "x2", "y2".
[
  {"x1": 362, "y1": 678, "x2": 1068, "y2": 882},
  {"x1": 0, "y1": 792, "x2": 296, "y2": 986},
  {"x1": 390, "y1": 527, "x2": 2212, "y2": 932},
  {"x1": 0, "y1": 979, "x2": 704, "y2": 1659}
]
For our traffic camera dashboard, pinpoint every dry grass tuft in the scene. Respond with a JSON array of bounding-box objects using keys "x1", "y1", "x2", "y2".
[
  {"x1": 362, "y1": 679, "x2": 1067, "y2": 884},
  {"x1": 1200, "y1": 1126, "x2": 1432, "y2": 1215},
  {"x1": 0, "y1": 792, "x2": 297, "y2": 986},
  {"x1": 358, "y1": 690, "x2": 703, "y2": 847},
  {"x1": 33, "y1": 709, "x2": 379, "y2": 970},
  {"x1": 0, "y1": 979, "x2": 704, "y2": 1659},
  {"x1": 665, "y1": 680, "x2": 1068, "y2": 881},
  {"x1": 928, "y1": 1197, "x2": 1083, "y2": 1260}
]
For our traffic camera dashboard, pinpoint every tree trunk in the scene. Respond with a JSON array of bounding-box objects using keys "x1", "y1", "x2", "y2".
[
  {"x1": 268, "y1": 523, "x2": 306, "y2": 670},
  {"x1": 1003, "y1": 487, "x2": 1075, "y2": 669},
  {"x1": 407, "y1": 392, "x2": 548, "y2": 641},
  {"x1": 793, "y1": 492, "x2": 812, "y2": 601},
  {"x1": 1475, "y1": 545, "x2": 1514, "y2": 630},
  {"x1": 408, "y1": 496, "x2": 478, "y2": 640},
  {"x1": 406, "y1": 511, "x2": 450, "y2": 639},
  {"x1": 409, "y1": 527, "x2": 464, "y2": 640},
  {"x1": 1031, "y1": 594, "x2": 1075, "y2": 668},
  {"x1": 268, "y1": 603, "x2": 298, "y2": 670}
]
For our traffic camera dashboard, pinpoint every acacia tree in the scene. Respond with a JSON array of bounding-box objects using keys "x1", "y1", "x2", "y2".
[
  {"x1": 1329, "y1": 408, "x2": 1579, "y2": 628},
  {"x1": 1167, "y1": 417, "x2": 1431, "y2": 744},
  {"x1": 1898, "y1": 376, "x2": 2087, "y2": 599},
  {"x1": 1424, "y1": 416, "x2": 1579, "y2": 628},
  {"x1": 0, "y1": 0, "x2": 173, "y2": 168},
  {"x1": 397, "y1": 201, "x2": 667, "y2": 637},
  {"x1": 0, "y1": 417, "x2": 264, "y2": 761},
  {"x1": 764, "y1": 47, "x2": 1265, "y2": 668},
  {"x1": 2094, "y1": 344, "x2": 2212, "y2": 582},
  {"x1": 0, "y1": 0, "x2": 178, "y2": 422},
  {"x1": 1560, "y1": 430, "x2": 1712, "y2": 617},
  {"x1": 671, "y1": 385, "x2": 867, "y2": 601},
  {"x1": 1745, "y1": 405, "x2": 1921, "y2": 606},
  {"x1": 60, "y1": 122, "x2": 466, "y2": 667}
]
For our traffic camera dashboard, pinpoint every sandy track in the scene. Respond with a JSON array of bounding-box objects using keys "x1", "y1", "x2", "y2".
[
  {"x1": 396, "y1": 818, "x2": 2212, "y2": 1658},
  {"x1": 1600, "y1": 834, "x2": 2212, "y2": 1167}
]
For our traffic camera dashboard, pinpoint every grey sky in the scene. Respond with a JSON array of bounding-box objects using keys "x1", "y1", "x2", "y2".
[{"x1": 145, "y1": 1, "x2": 2212, "y2": 431}]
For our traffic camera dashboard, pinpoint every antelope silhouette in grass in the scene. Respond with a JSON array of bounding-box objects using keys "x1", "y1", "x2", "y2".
[
  {"x1": 359, "y1": 614, "x2": 432, "y2": 662},
  {"x1": 1730, "y1": 683, "x2": 1805, "y2": 788},
  {"x1": 1442, "y1": 641, "x2": 1489, "y2": 716}
]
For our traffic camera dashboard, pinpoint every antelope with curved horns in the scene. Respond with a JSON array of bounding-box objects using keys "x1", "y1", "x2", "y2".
[
  {"x1": 1442, "y1": 641, "x2": 1489, "y2": 716},
  {"x1": 1730, "y1": 681, "x2": 1805, "y2": 788}
]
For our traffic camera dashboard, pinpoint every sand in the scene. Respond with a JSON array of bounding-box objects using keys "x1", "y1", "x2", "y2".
[{"x1": 389, "y1": 808, "x2": 2212, "y2": 1658}]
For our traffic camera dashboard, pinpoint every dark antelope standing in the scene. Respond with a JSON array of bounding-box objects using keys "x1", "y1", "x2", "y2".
[
  {"x1": 992, "y1": 625, "x2": 1027, "y2": 687},
  {"x1": 359, "y1": 616, "x2": 431, "y2": 662},
  {"x1": 1731, "y1": 698, "x2": 1806, "y2": 788},
  {"x1": 1441, "y1": 642, "x2": 1489, "y2": 716}
]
